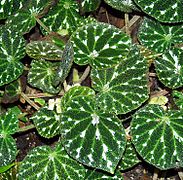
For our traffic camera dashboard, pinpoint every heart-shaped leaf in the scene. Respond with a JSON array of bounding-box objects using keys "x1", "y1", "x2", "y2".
[
  {"x1": 104, "y1": 0, "x2": 140, "y2": 12},
  {"x1": 26, "y1": 41, "x2": 63, "y2": 60},
  {"x1": 61, "y1": 86, "x2": 126, "y2": 174},
  {"x1": 0, "y1": 109, "x2": 19, "y2": 166},
  {"x1": 80, "y1": 0, "x2": 101, "y2": 13},
  {"x1": 31, "y1": 106, "x2": 61, "y2": 138},
  {"x1": 70, "y1": 21, "x2": 131, "y2": 69},
  {"x1": 28, "y1": 60, "x2": 61, "y2": 94},
  {"x1": 134, "y1": 0, "x2": 183, "y2": 23},
  {"x1": 18, "y1": 143, "x2": 86, "y2": 179},
  {"x1": 138, "y1": 18, "x2": 183, "y2": 53},
  {"x1": 6, "y1": 0, "x2": 51, "y2": 34},
  {"x1": 41, "y1": 0, "x2": 83, "y2": 35},
  {"x1": 85, "y1": 169, "x2": 124, "y2": 179},
  {"x1": 131, "y1": 104, "x2": 183, "y2": 170},
  {"x1": 91, "y1": 46, "x2": 149, "y2": 114},
  {"x1": 0, "y1": 1, "x2": 25, "y2": 20},
  {"x1": 0, "y1": 27, "x2": 25, "y2": 86},
  {"x1": 53, "y1": 41, "x2": 74, "y2": 86},
  {"x1": 118, "y1": 141, "x2": 140, "y2": 170},
  {"x1": 155, "y1": 48, "x2": 183, "y2": 89}
]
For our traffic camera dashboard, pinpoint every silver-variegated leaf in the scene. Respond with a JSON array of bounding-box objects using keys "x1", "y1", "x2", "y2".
[
  {"x1": 80, "y1": 0, "x2": 101, "y2": 13},
  {"x1": 0, "y1": 28, "x2": 25, "y2": 86},
  {"x1": 26, "y1": 41, "x2": 63, "y2": 60},
  {"x1": 31, "y1": 106, "x2": 61, "y2": 138},
  {"x1": 70, "y1": 22, "x2": 131, "y2": 69},
  {"x1": 28, "y1": 60, "x2": 60, "y2": 94},
  {"x1": 18, "y1": 143, "x2": 86, "y2": 179},
  {"x1": 134, "y1": 0, "x2": 183, "y2": 23},
  {"x1": 41, "y1": 0, "x2": 83, "y2": 35},
  {"x1": 138, "y1": 18, "x2": 183, "y2": 53},
  {"x1": 61, "y1": 86, "x2": 126, "y2": 174},
  {"x1": 155, "y1": 48, "x2": 183, "y2": 89},
  {"x1": 91, "y1": 46, "x2": 149, "y2": 114},
  {"x1": 0, "y1": 109, "x2": 19, "y2": 166},
  {"x1": 131, "y1": 104, "x2": 183, "y2": 170}
]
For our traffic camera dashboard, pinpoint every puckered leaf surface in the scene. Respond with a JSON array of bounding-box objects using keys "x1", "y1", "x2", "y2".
[
  {"x1": 61, "y1": 86, "x2": 126, "y2": 174},
  {"x1": 70, "y1": 22, "x2": 131, "y2": 69},
  {"x1": 19, "y1": 143, "x2": 86, "y2": 180},
  {"x1": 131, "y1": 104, "x2": 183, "y2": 169},
  {"x1": 91, "y1": 46, "x2": 149, "y2": 114}
]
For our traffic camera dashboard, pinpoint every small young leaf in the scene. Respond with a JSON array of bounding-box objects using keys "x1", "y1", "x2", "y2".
[
  {"x1": 85, "y1": 169, "x2": 124, "y2": 179},
  {"x1": 131, "y1": 104, "x2": 183, "y2": 170},
  {"x1": 31, "y1": 106, "x2": 61, "y2": 138},
  {"x1": 0, "y1": 27, "x2": 26, "y2": 86},
  {"x1": 80, "y1": 0, "x2": 101, "y2": 13},
  {"x1": 118, "y1": 141, "x2": 140, "y2": 171},
  {"x1": 134, "y1": 0, "x2": 183, "y2": 23},
  {"x1": 28, "y1": 60, "x2": 60, "y2": 94},
  {"x1": 104, "y1": 0, "x2": 140, "y2": 12},
  {"x1": 26, "y1": 41, "x2": 63, "y2": 60},
  {"x1": 91, "y1": 46, "x2": 149, "y2": 114},
  {"x1": 41, "y1": 0, "x2": 83, "y2": 35},
  {"x1": 155, "y1": 48, "x2": 183, "y2": 89},
  {"x1": 18, "y1": 143, "x2": 86, "y2": 179},
  {"x1": 138, "y1": 18, "x2": 183, "y2": 53},
  {"x1": 61, "y1": 86, "x2": 126, "y2": 174},
  {"x1": 0, "y1": 109, "x2": 19, "y2": 166},
  {"x1": 6, "y1": 0, "x2": 51, "y2": 34},
  {"x1": 70, "y1": 21, "x2": 131, "y2": 69}
]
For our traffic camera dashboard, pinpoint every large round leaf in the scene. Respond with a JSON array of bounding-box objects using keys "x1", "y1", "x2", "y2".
[
  {"x1": 26, "y1": 41, "x2": 63, "y2": 60},
  {"x1": 134, "y1": 0, "x2": 183, "y2": 23},
  {"x1": 70, "y1": 22, "x2": 131, "y2": 69},
  {"x1": 6, "y1": 0, "x2": 51, "y2": 34},
  {"x1": 18, "y1": 143, "x2": 86, "y2": 179},
  {"x1": 28, "y1": 60, "x2": 60, "y2": 94},
  {"x1": 131, "y1": 104, "x2": 183, "y2": 169},
  {"x1": 138, "y1": 18, "x2": 183, "y2": 53},
  {"x1": 91, "y1": 46, "x2": 149, "y2": 114},
  {"x1": 41, "y1": 0, "x2": 83, "y2": 35},
  {"x1": 155, "y1": 48, "x2": 183, "y2": 89},
  {"x1": 104, "y1": 0, "x2": 139, "y2": 12},
  {"x1": 0, "y1": 109, "x2": 19, "y2": 166},
  {"x1": 61, "y1": 86, "x2": 126, "y2": 174},
  {"x1": 0, "y1": 28, "x2": 25, "y2": 86},
  {"x1": 31, "y1": 106, "x2": 61, "y2": 138}
]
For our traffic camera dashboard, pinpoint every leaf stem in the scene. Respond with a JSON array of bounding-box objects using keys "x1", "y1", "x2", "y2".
[
  {"x1": 21, "y1": 92, "x2": 40, "y2": 110},
  {"x1": 16, "y1": 124, "x2": 35, "y2": 133},
  {"x1": 74, "y1": 66, "x2": 91, "y2": 84},
  {"x1": 35, "y1": 16, "x2": 50, "y2": 34}
]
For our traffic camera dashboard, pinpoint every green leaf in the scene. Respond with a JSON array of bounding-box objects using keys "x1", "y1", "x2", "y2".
[
  {"x1": 85, "y1": 169, "x2": 124, "y2": 179},
  {"x1": 0, "y1": 27, "x2": 25, "y2": 86},
  {"x1": 91, "y1": 46, "x2": 149, "y2": 114},
  {"x1": 172, "y1": 91, "x2": 183, "y2": 109},
  {"x1": 70, "y1": 22, "x2": 131, "y2": 69},
  {"x1": 0, "y1": 163, "x2": 18, "y2": 180},
  {"x1": 41, "y1": 0, "x2": 83, "y2": 35},
  {"x1": 80, "y1": 0, "x2": 101, "y2": 13},
  {"x1": 134, "y1": 0, "x2": 183, "y2": 23},
  {"x1": 118, "y1": 141, "x2": 140, "y2": 171},
  {"x1": 31, "y1": 106, "x2": 61, "y2": 138},
  {"x1": 138, "y1": 18, "x2": 183, "y2": 53},
  {"x1": 155, "y1": 48, "x2": 183, "y2": 89},
  {"x1": 61, "y1": 86, "x2": 126, "y2": 174},
  {"x1": 131, "y1": 104, "x2": 183, "y2": 170},
  {"x1": 0, "y1": 109, "x2": 19, "y2": 166},
  {"x1": 104, "y1": 0, "x2": 140, "y2": 12},
  {"x1": 28, "y1": 60, "x2": 60, "y2": 94},
  {"x1": 26, "y1": 41, "x2": 63, "y2": 60},
  {"x1": 0, "y1": 163, "x2": 15, "y2": 173},
  {"x1": 18, "y1": 143, "x2": 86, "y2": 179},
  {"x1": 54, "y1": 41, "x2": 74, "y2": 86},
  {"x1": 0, "y1": 0, "x2": 25, "y2": 20},
  {"x1": 6, "y1": 0, "x2": 51, "y2": 34}
]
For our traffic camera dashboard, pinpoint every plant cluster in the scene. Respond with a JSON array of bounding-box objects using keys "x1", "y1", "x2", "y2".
[{"x1": 0, "y1": 0, "x2": 183, "y2": 179}]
